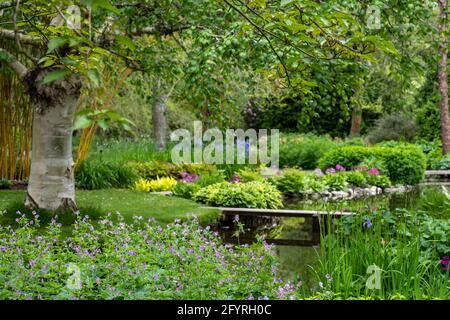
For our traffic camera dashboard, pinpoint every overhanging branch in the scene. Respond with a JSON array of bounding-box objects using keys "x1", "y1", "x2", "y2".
[
  {"x1": 0, "y1": 28, "x2": 41, "y2": 45},
  {"x1": 0, "y1": 47, "x2": 28, "y2": 79}
]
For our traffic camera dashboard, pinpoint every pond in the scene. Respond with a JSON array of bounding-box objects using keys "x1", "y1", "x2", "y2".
[{"x1": 275, "y1": 185, "x2": 450, "y2": 283}]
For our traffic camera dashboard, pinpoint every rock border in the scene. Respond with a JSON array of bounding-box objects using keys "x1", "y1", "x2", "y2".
[{"x1": 286, "y1": 185, "x2": 415, "y2": 202}]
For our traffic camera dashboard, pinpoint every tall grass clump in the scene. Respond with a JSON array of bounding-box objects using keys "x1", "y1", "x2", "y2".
[{"x1": 311, "y1": 209, "x2": 450, "y2": 299}]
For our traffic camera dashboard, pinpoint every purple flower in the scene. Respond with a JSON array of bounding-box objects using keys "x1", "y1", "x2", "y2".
[
  {"x1": 335, "y1": 164, "x2": 346, "y2": 172},
  {"x1": 325, "y1": 168, "x2": 336, "y2": 174},
  {"x1": 233, "y1": 215, "x2": 239, "y2": 223},
  {"x1": 441, "y1": 256, "x2": 449, "y2": 271},
  {"x1": 368, "y1": 168, "x2": 380, "y2": 176},
  {"x1": 127, "y1": 250, "x2": 136, "y2": 256},
  {"x1": 314, "y1": 168, "x2": 324, "y2": 178},
  {"x1": 363, "y1": 218, "x2": 373, "y2": 229}
]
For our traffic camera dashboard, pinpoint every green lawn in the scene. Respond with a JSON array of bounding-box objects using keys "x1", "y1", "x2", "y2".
[{"x1": 0, "y1": 189, "x2": 219, "y2": 225}]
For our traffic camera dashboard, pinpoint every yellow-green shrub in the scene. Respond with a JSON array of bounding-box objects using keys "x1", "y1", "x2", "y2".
[{"x1": 133, "y1": 177, "x2": 177, "y2": 192}]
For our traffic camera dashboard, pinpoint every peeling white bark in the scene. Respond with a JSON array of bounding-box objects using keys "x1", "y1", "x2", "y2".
[{"x1": 25, "y1": 69, "x2": 82, "y2": 212}]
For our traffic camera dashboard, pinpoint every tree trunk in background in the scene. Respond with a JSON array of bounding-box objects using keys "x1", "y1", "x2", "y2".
[
  {"x1": 24, "y1": 68, "x2": 82, "y2": 212},
  {"x1": 438, "y1": 0, "x2": 450, "y2": 155},
  {"x1": 350, "y1": 106, "x2": 362, "y2": 137},
  {"x1": 152, "y1": 81, "x2": 168, "y2": 151}
]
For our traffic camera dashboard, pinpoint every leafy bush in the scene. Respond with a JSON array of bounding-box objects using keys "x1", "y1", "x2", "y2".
[
  {"x1": 303, "y1": 174, "x2": 327, "y2": 193},
  {"x1": 127, "y1": 161, "x2": 216, "y2": 180},
  {"x1": 0, "y1": 212, "x2": 295, "y2": 300},
  {"x1": 415, "y1": 140, "x2": 443, "y2": 169},
  {"x1": 321, "y1": 173, "x2": 348, "y2": 191},
  {"x1": 237, "y1": 169, "x2": 265, "y2": 183},
  {"x1": 344, "y1": 171, "x2": 366, "y2": 187},
  {"x1": 197, "y1": 172, "x2": 226, "y2": 187},
  {"x1": 133, "y1": 177, "x2": 177, "y2": 192},
  {"x1": 432, "y1": 154, "x2": 450, "y2": 170},
  {"x1": 172, "y1": 182, "x2": 201, "y2": 199},
  {"x1": 76, "y1": 160, "x2": 139, "y2": 190},
  {"x1": 319, "y1": 145, "x2": 426, "y2": 185},
  {"x1": 367, "y1": 112, "x2": 417, "y2": 143},
  {"x1": 365, "y1": 174, "x2": 391, "y2": 189},
  {"x1": 274, "y1": 169, "x2": 305, "y2": 194},
  {"x1": 279, "y1": 134, "x2": 337, "y2": 170},
  {"x1": 194, "y1": 181, "x2": 283, "y2": 209}
]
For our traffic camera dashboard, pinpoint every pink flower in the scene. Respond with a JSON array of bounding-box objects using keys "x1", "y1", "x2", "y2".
[
  {"x1": 368, "y1": 168, "x2": 380, "y2": 176},
  {"x1": 231, "y1": 174, "x2": 241, "y2": 183}
]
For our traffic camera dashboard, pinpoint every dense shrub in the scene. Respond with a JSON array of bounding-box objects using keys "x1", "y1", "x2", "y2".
[
  {"x1": 279, "y1": 134, "x2": 337, "y2": 170},
  {"x1": 365, "y1": 174, "x2": 391, "y2": 189},
  {"x1": 173, "y1": 173, "x2": 225, "y2": 200},
  {"x1": 172, "y1": 182, "x2": 201, "y2": 199},
  {"x1": 415, "y1": 140, "x2": 443, "y2": 169},
  {"x1": 318, "y1": 145, "x2": 426, "y2": 185},
  {"x1": 133, "y1": 177, "x2": 177, "y2": 192},
  {"x1": 344, "y1": 171, "x2": 366, "y2": 187},
  {"x1": 275, "y1": 169, "x2": 305, "y2": 194},
  {"x1": 75, "y1": 161, "x2": 139, "y2": 190},
  {"x1": 432, "y1": 154, "x2": 450, "y2": 170},
  {"x1": 0, "y1": 212, "x2": 295, "y2": 300},
  {"x1": 236, "y1": 169, "x2": 265, "y2": 183},
  {"x1": 366, "y1": 112, "x2": 417, "y2": 143},
  {"x1": 194, "y1": 181, "x2": 283, "y2": 209},
  {"x1": 127, "y1": 161, "x2": 216, "y2": 180},
  {"x1": 321, "y1": 173, "x2": 348, "y2": 191}
]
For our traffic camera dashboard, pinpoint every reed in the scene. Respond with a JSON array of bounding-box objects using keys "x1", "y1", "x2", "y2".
[{"x1": 0, "y1": 40, "x2": 33, "y2": 181}]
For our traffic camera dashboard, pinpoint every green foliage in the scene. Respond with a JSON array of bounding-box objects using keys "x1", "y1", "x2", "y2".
[
  {"x1": 75, "y1": 160, "x2": 139, "y2": 190},
  {"x1": 365, "y1": 174, "x2": 391, "y2": 189},
  {"x1": 274, "y1": 169, "x2": 306, "y2": 194},
  {"x1": 0, "y1": 212, "x2": 290, "y2": 299},
  {"x1": 417, "y1": 188, "x2": 450, "y2": 219},
  {"x1": 303, "y1": 175, "x2": 327, "y2": 193},
  {"x1": 319, "y1": 145, "x2": 426, "y2": 185},
  {"x1": 367, "y1": 112, "x2": 417, "y2": 143},
  {"x1": 432, "y1": 154, "x2": 450, "y2": 170},
  {"x1": 321, "y1": 173, "x2": 348, "y2": 191},
  {"x1": 316, "y1": 209, "x2": 450, "y2": 299},
  {"x1": 0, "y1": 179, "x2": 10, "y2": 190},
  {"x1": 237, "y1": 168, "x2": 265, "y2": 183},
  {"x1": 127, "y1": 161, "x2": 216, "y2": 180},
  {"x1": 279, "y1": 134, "x2": 337, "y2": 170},
  {"x1": 194, "y1": 181, "x2": 283, "y2": 209},
  {"x1": 343, "y1": 171, "x2": 366, "y2": 188},
  {"x1": 415, "y1": 140, "x2": 443, "y2": 169},
  {"x1": 172, "y1": 182, "x2": 201, "y2": 200}
]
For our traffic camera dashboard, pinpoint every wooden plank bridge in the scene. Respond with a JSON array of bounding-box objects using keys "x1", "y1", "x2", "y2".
[{"x1": 209, "y1": 207, "x2": 355, "y2": 247}]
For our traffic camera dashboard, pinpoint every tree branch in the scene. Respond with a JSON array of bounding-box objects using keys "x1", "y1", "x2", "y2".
[
  {"x1": 0, "y1": 47, "x2": 28, "y2": 79},
  {"x1": 0, "y1": 28, "x2": 41, "y2": 45}
]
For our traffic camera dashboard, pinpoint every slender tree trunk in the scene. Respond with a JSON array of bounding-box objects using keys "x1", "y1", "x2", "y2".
[
  {"x1": 24, "y1": 68, "x2": 82, "y2": 212},
  {"x1": 152, "y1": 81, "x2": 168, "y2": 151},
  {"x1": 350, "y1": 106, "x2": 362, "y2": 137},
  {"x1": 438, "y1": 0, "x2": 450, "y2": 155}
]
